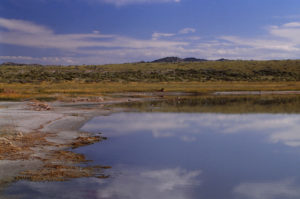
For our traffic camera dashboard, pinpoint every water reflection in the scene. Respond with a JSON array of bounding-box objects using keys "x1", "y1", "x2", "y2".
[
  {"x1": 4, "y1": 178, "x2": 103, "y2": 199},
  {"x1": 5, "y1": 110, "x2": 300, "y2": 199},
  {"x1": 84, "y1": 113, "x2": 300, "y2": 147},
  {"x1": 114, "y1": 95, "x2": 300, "y2": 113},
  {"x1": 234, "y1": 179, "x2": 300, "y2": 199},
  {"x1": 5, "y1": 168, "x2": 201, "y2": 199},
  {"x1": 98, "y1": 168, "x2": 201, "y2": 199}
]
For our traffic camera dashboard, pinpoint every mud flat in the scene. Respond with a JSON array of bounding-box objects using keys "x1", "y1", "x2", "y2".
[{"x1": 0, "y1": 96, "x2": 149, "y2": 192}]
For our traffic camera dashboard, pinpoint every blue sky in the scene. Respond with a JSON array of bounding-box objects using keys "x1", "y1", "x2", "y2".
[{"x1": 1, "y1": 0, "x2": 300, "y2": 64}]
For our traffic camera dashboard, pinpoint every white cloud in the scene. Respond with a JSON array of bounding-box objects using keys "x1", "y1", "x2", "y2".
[
  {"x1": 187, "y1": 36, "x2": 201, "y2": 40},
  {"x1": 0, "y1": 18, "x2": 51, "y2": 34},
  {"x1": 178, "y1": 28, "x2": 196, "y2": 34},
  {"x1": 282, "y1": 22, "x2": 300, "y2": 28},
  {"x1": 3, "y1": 18, "x2": 300, "y2": 64},
  {"x1": 0, "y1": 17, "x2": 188, "y2": 64},
  {"x1": 0, "y1": 30, "x2": 185, "y2": 51},
  {"x1": 217, "y1": 21, "x2": 300, "y2": 58},
  {"x1": 220, "y1": 36, "x2": 298, "y2": 52},
  {"x1": 93, "y1": 30, "x2": 100, "y2": 34},
  {"x1": 152, "y1": 32, "x2": 175, "y2": 40},
  {"x1": 269, "y1": 24, "x2": 300, "y2": 43}
]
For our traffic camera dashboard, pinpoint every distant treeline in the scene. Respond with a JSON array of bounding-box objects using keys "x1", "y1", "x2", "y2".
[{"x1": 1, "y1": 60, "x2": 300, "y2": 83}]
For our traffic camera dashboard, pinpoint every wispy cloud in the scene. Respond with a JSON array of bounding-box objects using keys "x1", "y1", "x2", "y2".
[
  {"x1": 152, "y1": 32, "x2": 175, "y2": 40},
  {"x1": 178, "y1": 27, "x2": 196, "y2": 34},
  {"x1": 2, "y1": 18, "x2": 300, "y2": 64},
  {"x1": 0, "y1": 17, "x2": 189, "y2": 64},
  {"x1": 0, "y1": 18, "x2": 51, "y2": 34},
  {"x1": 151, "y1": 28, "x2": 196, "y2": 40},
  {"x1": 219, "y1": 22, "x2": 300, "y2": 56},
  {"x1": 0, "y1": 18, "x2": 185, "y2": 50}
]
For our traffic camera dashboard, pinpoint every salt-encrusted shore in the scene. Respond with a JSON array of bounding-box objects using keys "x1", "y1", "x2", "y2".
[{"x1": 0, "y1": 97, "x2": 149, "y2": 192}]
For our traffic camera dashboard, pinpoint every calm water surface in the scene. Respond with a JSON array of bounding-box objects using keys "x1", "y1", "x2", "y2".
[{"x1": 5, "y1": 98, "x2": 300, "y2": 199}]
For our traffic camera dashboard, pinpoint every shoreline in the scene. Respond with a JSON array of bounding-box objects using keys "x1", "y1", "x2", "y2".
[{"x1": 0, "y1": 96, "x2": 154, "y2": 191}]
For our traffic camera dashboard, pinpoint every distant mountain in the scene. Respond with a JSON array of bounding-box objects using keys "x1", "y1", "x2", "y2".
[
  {"x1": 216, "y1": 58, "x2": 230, "y2": 62},
  {"x1": 0, "y1": 62, "x2": 42, "y2": 66},
  {"x1": 183, "y1": 57, "x2": 207, "y2": 62},
  {"x1": 152, "y1": 57, "x2": 207, "y2": 63},
  {"x1": 0, "y1": 62, "x2": 22, "y2": 66},
  {"x1": 152, "y1": 57, "x2": 183, "y2": 63}
]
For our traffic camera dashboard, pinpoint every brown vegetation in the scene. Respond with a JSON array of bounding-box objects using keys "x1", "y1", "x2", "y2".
[
  {"x1": 70, "y1": 136, "x2": 101, "y2": 149},
  {"x1": 15, "y1": 164, "x2": 107, "y2": 182},
  {"x1": 0, "y1": 132, "x2": 54, "y2": 160},
  {"x1": 0, "y1": 129, "x2": 110, "y2": 182},
  {"x1": 28, "y1": 101, "x2": 51, "y2": 111}
]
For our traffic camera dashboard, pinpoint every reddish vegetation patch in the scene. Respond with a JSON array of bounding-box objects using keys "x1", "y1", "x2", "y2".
[
  {"x1": 28, "y1": 101, "x2": 51, "y2": 111},
  {"x1": 70, "y1": 136, "x2": 101, "y2": 149},
  {"x1": 16, "y1": 165, "x2": 99, "y2": 182},
  {"x1": 0, "y1": 132, "x2": 54, "y2": 160}
]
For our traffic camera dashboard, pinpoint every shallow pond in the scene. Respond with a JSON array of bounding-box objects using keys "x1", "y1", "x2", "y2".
[{"x1": 4, "y1": 96, "x2": 300, "y2": 199}]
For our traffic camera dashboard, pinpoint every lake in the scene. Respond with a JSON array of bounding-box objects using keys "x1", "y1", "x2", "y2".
[{"x1": 4, "y1": 95, "x2": 300, "y2": 199}]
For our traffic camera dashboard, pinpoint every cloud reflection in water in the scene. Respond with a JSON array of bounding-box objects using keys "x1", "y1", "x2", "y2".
[
  {"x1": 83, "y1": 113, "x2": 300, "y2": 147},
  {"x1": 98, "y1": 168, "x2": 201, "y2": 199},
  {"x1": 234, "y1": 179, "x2": 300, "y2": 199},
  {"x1": 5, "y1": 168, "x2": 201, "y2": 199}
]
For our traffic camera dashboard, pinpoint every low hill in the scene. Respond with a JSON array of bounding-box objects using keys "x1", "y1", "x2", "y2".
[
  {"x1": 151, "y1": 57, "x2": 207, "y2": 63},
  {"x1": 183, "y1": 57, "x2": 207, "y2": 62},
  {"x1": 152, "y1": 57, "x2": 183, "y2": 63}
]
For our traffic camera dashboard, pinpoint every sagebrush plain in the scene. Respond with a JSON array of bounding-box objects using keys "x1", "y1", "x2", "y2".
[{"x1": 1, "y1": 60, "x2": 300, "y2": 100}]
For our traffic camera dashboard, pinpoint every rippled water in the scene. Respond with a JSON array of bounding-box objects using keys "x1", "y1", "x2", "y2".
[{"x1": 5, "y1": 97, "x2": 300, "y2": 199}]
